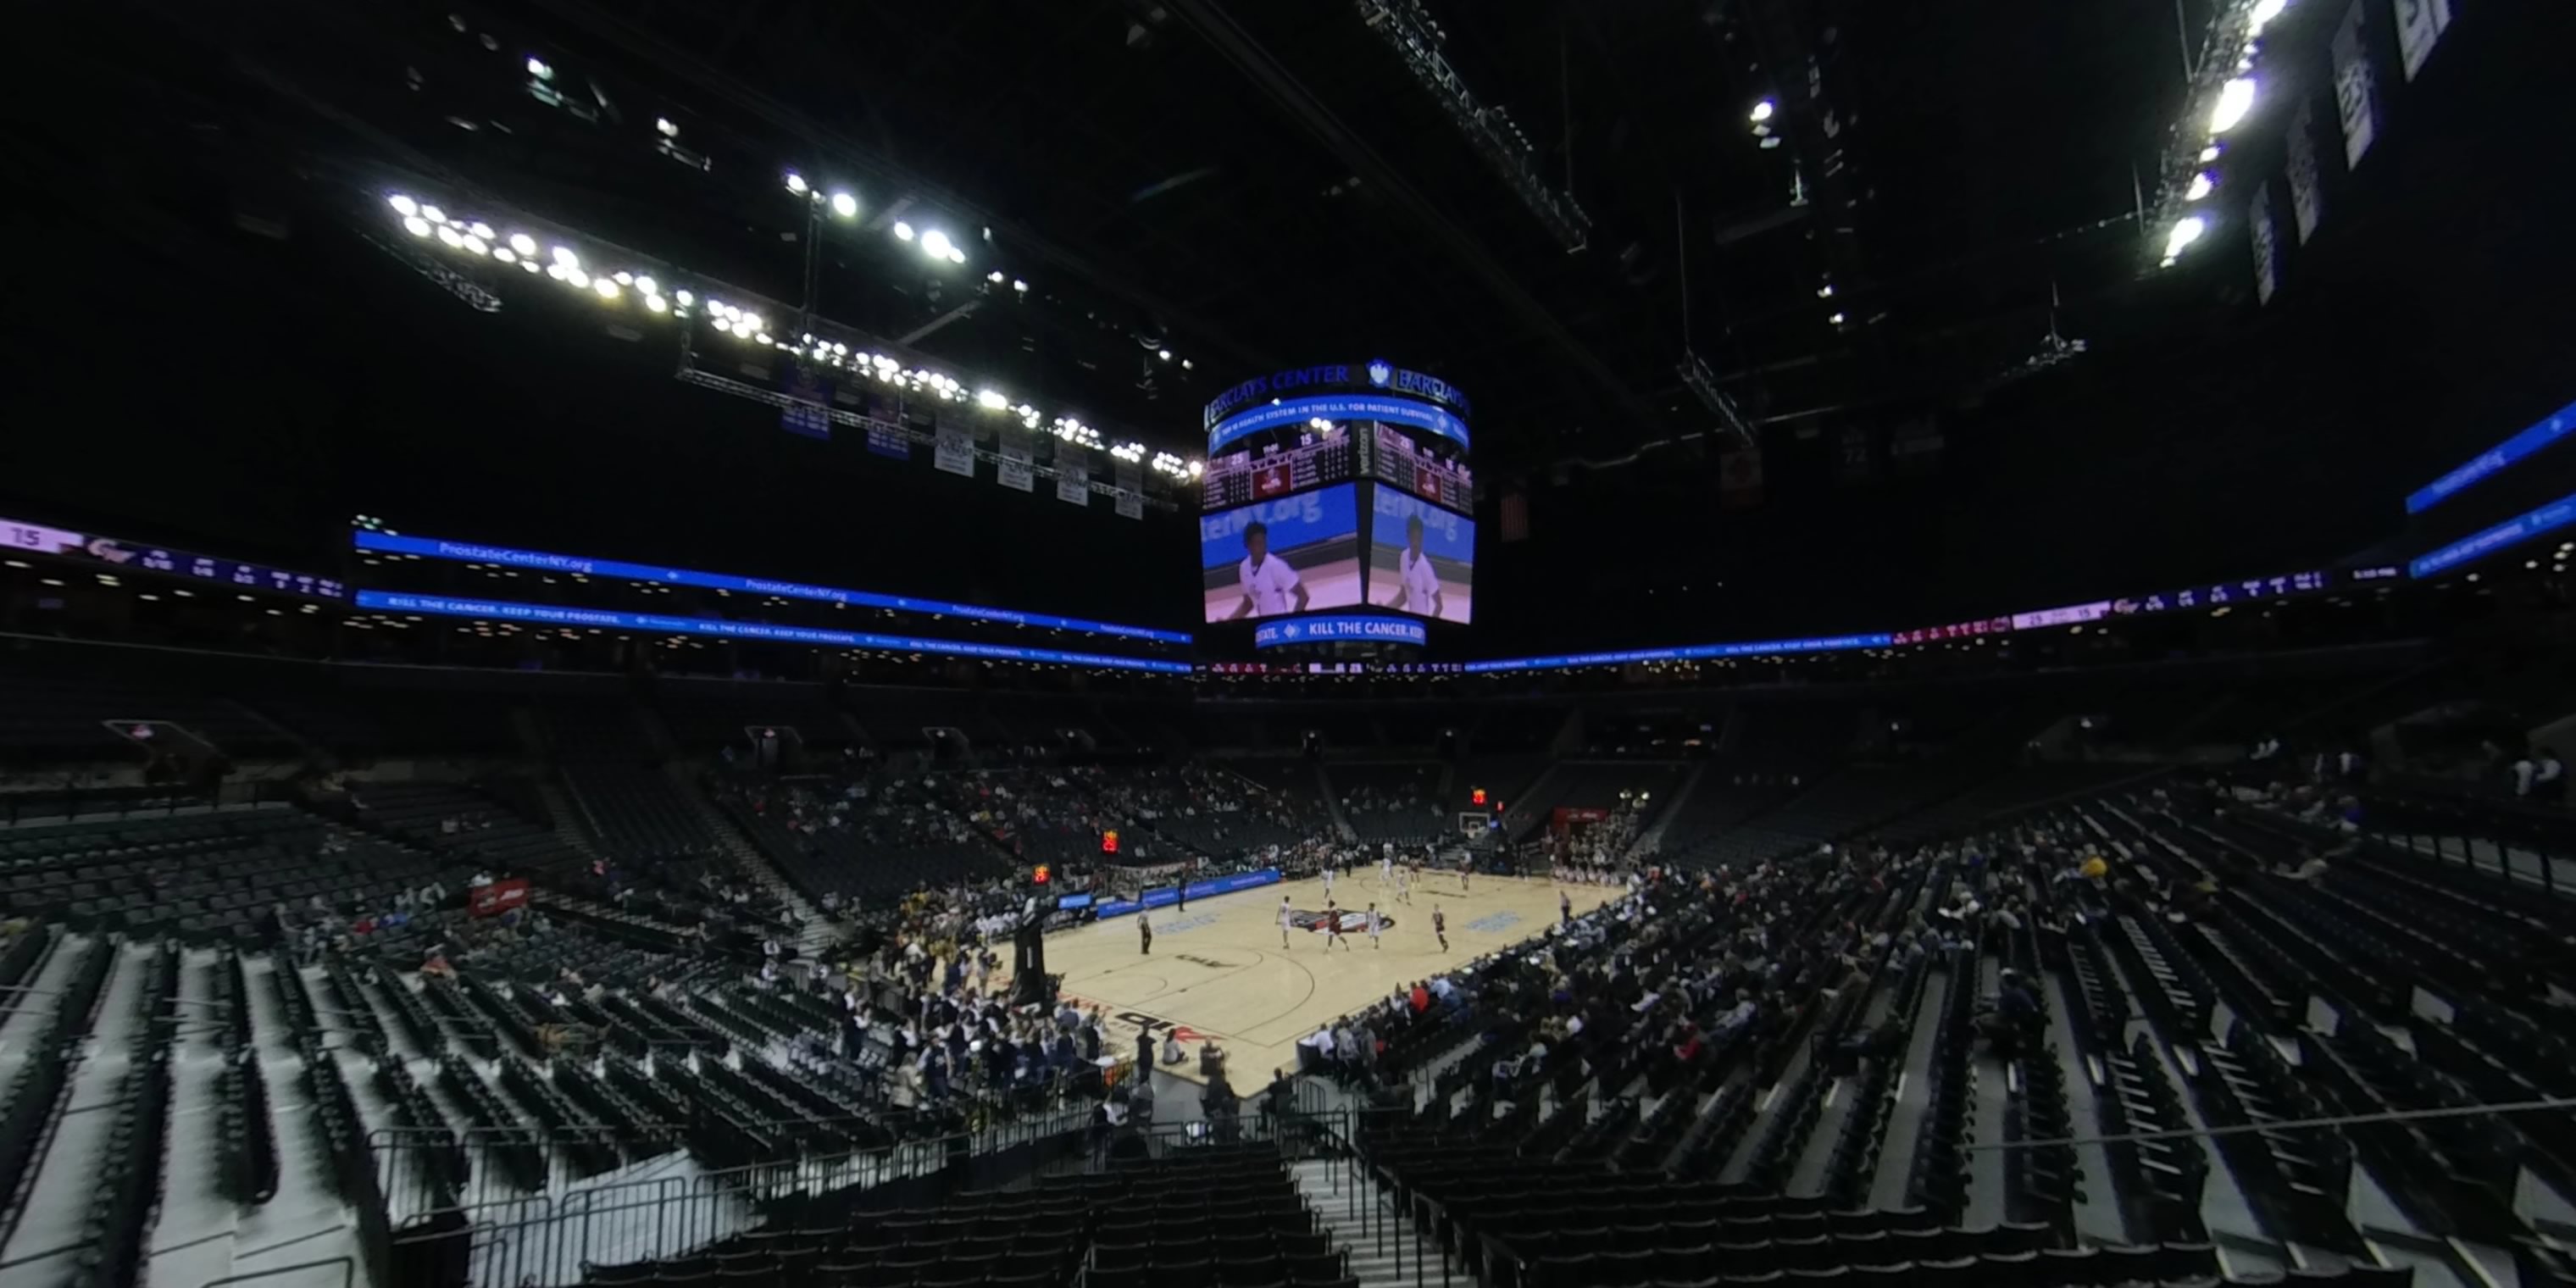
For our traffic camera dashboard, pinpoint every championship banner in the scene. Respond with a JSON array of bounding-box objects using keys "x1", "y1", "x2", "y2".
[
  {"x1": 2285, "y1": 101, "x2": 2324, "y2": 243},
  {"x1": 998, "y1": 428, "x2": 1035, "y2": 492},
  {"x1": 2393, "y1": 0, "x2": 2451, "y2": 80},
  {"x1": 780, "y1": 368, "x2": 831, "y2": 440},
  {"x1": 933, "y1": 417, "x2": 976, "y2": 478},
  {"x1": 867, "y1": 419, "x2": 912, "y2": 461},
  {"x1": 2331, "y1": 0, "x2": 2379, "y2": 169},
  {"x1": 2249, "y1": 182, "x2": 2281, "y2": 305},
  {"x1": 1113, "y1": 460, "x2": 1144, "y2": 520},
  {"x1": 1057, "y1": 458, "x2": 1091, "y2": 507},
  {"x1": 469, "y1": 878, "x2": 530, "y2": 918},
  {"x1": 1718, "y1": 446, "x2": 1763, "y2": 509}
]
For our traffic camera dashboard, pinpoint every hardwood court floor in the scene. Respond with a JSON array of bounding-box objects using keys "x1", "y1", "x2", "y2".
[{"x1": 1029, "y1": 872, "x2": 1625, "y2": 1086}]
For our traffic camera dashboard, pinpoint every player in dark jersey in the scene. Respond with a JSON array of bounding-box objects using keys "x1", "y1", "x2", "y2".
[
  {"x1": 1433, "y1": 904, "x2": 1448, "y2": 952},
  {"x1": 1139, "y1": 908, "x2": 1152, "y2": 955}
]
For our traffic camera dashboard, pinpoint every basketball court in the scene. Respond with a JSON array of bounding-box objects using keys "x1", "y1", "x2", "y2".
[{"x1": 1024, "y1": 869, "x2": 1625, "y2": 1085}]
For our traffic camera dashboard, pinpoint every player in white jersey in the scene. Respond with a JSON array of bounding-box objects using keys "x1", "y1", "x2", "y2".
[
  {"x1": 1395, "y1": 866, "x2": 1411, "y2": 905},
  {"x1": 1279, "y1": 895, "x2": 1295, "y2": 949},
  {"x1": 1366, "y1": 902, "x2": 1383, "y2": 949},
  {"x1": 1228, "y1": 522, "x2": 1308, "y2": 619},
  {"x1": 1321, "y1": 863, "x2": 1335, "y2": 901}
]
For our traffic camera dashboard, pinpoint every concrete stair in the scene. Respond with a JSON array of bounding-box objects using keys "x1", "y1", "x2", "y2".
[
  {"x1": 1291, "y1": 1156, "x2": 1442, "y2": 1288},
  {"x1": 660, "y1": 765, "x2": 835, "y2": 954}
]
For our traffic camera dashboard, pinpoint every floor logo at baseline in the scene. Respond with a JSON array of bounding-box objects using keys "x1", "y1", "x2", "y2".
[{"x1": 1135, "y1": 911, "x2": 1219, "y2": 935}]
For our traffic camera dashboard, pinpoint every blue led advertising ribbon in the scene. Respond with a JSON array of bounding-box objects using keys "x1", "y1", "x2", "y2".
[
  {"x1": 1207, "y1": 394, "x2": 1470, "y2": 455},
  {"x1": 2407, "y1": 397, "x2": 2576, "y2": 514},
  {"x1": 2410, "y1": 491, "x2": 2576, "y2": 579},
  {"x1": 1464, "y1": 633, "x2": 1893, "y2": 674},
  {"x1": 355, "y1": 591, "x2": 1195, "y2": 674},
  {"x1": 355, "y1": 530, "x2": 1191, "y2": 645},
  {"x1": 1253, "y1": 614, "x2": 1429, "y2": 648}
]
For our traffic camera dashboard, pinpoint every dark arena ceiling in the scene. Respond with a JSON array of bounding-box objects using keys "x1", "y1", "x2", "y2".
[{"x1": 7, "y1": 0, "x2": 2573, "y2": 656}]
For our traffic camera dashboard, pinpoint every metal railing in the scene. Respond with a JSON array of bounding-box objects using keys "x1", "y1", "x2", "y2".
[
  {"x1": 374, "y1": 1102, "x2": 1098, "y2": 1286},
  {"x1": 379, "y1": 1102, "x2": 1352, "y2": 1287}
]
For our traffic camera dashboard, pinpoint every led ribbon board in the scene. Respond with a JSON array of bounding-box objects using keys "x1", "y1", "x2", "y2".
[
  {"x1": 1208, "y1": 394, "x2": 1469, "y2": 456},
  {"x1": 2407, "y1": 397, "x2": 2576, "y2": 514},
  {"x1": 1465, "y1": 634, "x2": 1893, "y2": 674},
  {"x1": 356, "y1": 530, "x2": 1189, "y2": 644},
  {"x1": 2411, "y1": 491, "x2": 2576, "y2": 579},
  {"x1": 356, "y1": 591, "x2": 1195, "y2": 673},
  {"x1": 1252, "y1": 614, "x2": 1430, "y2": 648}
]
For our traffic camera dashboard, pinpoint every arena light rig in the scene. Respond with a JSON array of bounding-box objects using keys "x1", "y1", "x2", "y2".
[
  {"x1": 380, "y1": 186, "x2": 1181, "y2": 470},
  {"x1": 2146, "y1": 0, "x2": 2294, "y2": 269}
]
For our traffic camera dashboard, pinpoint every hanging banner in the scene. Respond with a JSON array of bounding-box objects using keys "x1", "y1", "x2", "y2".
[
  {"x1": 1112, "y1": 461, "x2": 1144, "y2": 520},
  {"x1": 1718, "y1": 446, "x2": 1763, "y2": 509},
  {"x1": 2393, "y1": 0, "x2": 2452, "y2": 80},
  {"x1": 1835, "y1": 425, "x2": 1875, "y2": 486},
  {"x1": 933, "y1": 417, "x2": 976, "y2": 478},
  {"x1": 1115, "y1": 492, "x2": 1144, "y2": 520},
  {"x1": 780, "y1": 368, "x2": 831, "y2": 441},
  {"x1": 866, "y1": 420, "x2": 912, "y2": 460},
  {"x1": 2285, "y1": 101, "x2": 2324, "y2": 244},
  {"x1": 2249, "y1": 182, "x2": 2282, "y2": 305},
  {"x1": 997, "y1": 428, "x2": 1035, "y2": 492},
  {"x1": 1058, "y1": 462, "x2": 1091, "y2": 507},
  {"x1": 2331, "y1": 0, "x2": 2379, "y2": 169}
]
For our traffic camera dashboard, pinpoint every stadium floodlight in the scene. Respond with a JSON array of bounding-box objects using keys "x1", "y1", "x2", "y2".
[
  {"x1": 1188, "y1": 460, "x2": 1204, "y2": 477},
  {"x1": 986, "y1": 270, "x2": 1005, "y2": 284},
  {"x1": 508, "y1": 233, "x2": 537, "y2": 257},
  {"x1": 656, "y1": 117, "x2": 679, "y2": 138},
  {"x1": 468, "y1": 221, "x2": 495, "y2": 240},
  {"x1": 593, "y1": 276, "x2": 620, "y2": 299},
  {"x1": 893, "y1": 221, "x2": 916, "y2": 242},
  {"x1": 784, "y1": 170, "x2": 809, "y2": 195},
  {"x1": 977, "y1": 390, "x2": 1008, "y2": 409},
  {"x1": 646, "y1": 294, "x2": 668, "y2": 313},
  {"x1": 1181, "y1": 358, "x2": 1192, "y2": 370},
  {"x1": 830, "y1": 192, "x2": 859, "y2": 219},
  {"x1": 675, "y1": 289, "x2": 694, "y2": 306},
  {"x1": 945, "y1": 245, "x2": 965, "y2": 264},
  {"x1": 2165, "y1": 215, "x2": 2208, "y2": 260},
  {"x1": 419, "y1": 204, "x2": 447, "y2": 224},
  {"x1": 613, "y1": 271, "x2": 635, "y2": 286},
  {"x1": 1750, "y1": 99, "x2": 1776, "y2": 124},
  {"x1": 1828, "y1": 312, "x2": 1846, "y2": 325},
  {"x1": 1012, "y1": 279, "x2": 1028, "y2": 293},
  {"x1": 2210, "y1": 77, "x2": 2257, "y2": 133},
  {"x1": 388, "y1": 194, "x2": 419, "y2": 217},
  {"x1": 494, "y1": 247, "x2": 518, "y2": 264},
  {"x1": 552, "y1": 246, "x2": 580, "y2": 269},
  {"x1": 436, "y1": 225, "x2": 464, "y2": 248},
  {"x1": 519, "y1": 259, "x2": 540, "y2": 273},
  {"x1": 921, "y1": 229, "x2": 956, "y2": 261},
  {"x1": 2248, "y1": 0, "x2": 2288, "y2": 32},
  {"x1": 402, "y1": 215, "x2": 433, "y2": 238},
  {"x1": 461, "y1": 235, "x2": 488, "y2": 255},
  {"x1": 526, "y1": 57, "x2": 552, "y2": 80},
  {"x1": 1818, "y1": 284, "x2": 1835, "y2": 298},
  {"x1": 634, "y1": 275, "x2": 658, "y2": 296},
  {"x1": 2185, "y1": 172, "x2": 2215, "y2": 201},
  {"x1": 566, "y1": 268, "x2": 591, "y2": 289},
  {"x1": 2199, "y1": 144, "x2": 2223, "y2": 163}
]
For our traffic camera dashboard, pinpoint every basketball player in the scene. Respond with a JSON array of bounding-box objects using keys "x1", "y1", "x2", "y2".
[
  {"x1": 1385, "y1": 514, "x2": 1446, "y2": 619},
  {"x1": 1228, "y1": 521, "x2": 1308, "y2": 620},
  {"x1": 1432, "y1": 904, "x2": 1448, "y2": 953},
  {"x1": 1560, "y1": 887, "x2": 1573, "y2": 927},
  {"x1": 1138, "y1": 908, "x2": 1152, "y2": 956},
  {"x1": 1366, "y1": 902, "x2": 1383, "y2": 950},
  {"x1": 1457, "y1": 854, "x2": 1472, "y2": 896},
  {"x1": 1321, "y1": 862, "x2": 1335, "y2": 902},
  {"x1": 1395, "y1": 865, "x2": 1412, "y2": 905},
  {"x1": 1279, "y1": 895, "x2": 1295, "y2": 949},
  {"x1": 1323, "y1": 899, "x2": 1349, "y2": 952},
  {"x1": 1379, "y1": 852, "x2": 1394, "y2": 889}
]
